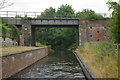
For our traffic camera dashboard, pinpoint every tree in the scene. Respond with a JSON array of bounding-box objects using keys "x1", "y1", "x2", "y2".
[
  {"x1": 36, "y1": 4, "x2": 105, "y2": 51},
  {"x1": 75, "y1": 9, "x2": 104, "y2": 20},
  {"x1": 37, "y1": 7, "x2": 56, "y2": 18},
  {"x1": 56, "y1": 4, "x2": 75, "y2": 18},
  {"x1": 36, "y1": 27, "x2": 77, "y2": 51},
  {"x1": 0, "y1": 0, "x2": 14, "y2": 10},
  {"x1": 106, "y1": 0, "x2": 120, "y2": 43},
  {"x1": 36, "y1": 5, "x2": 77, "y2": 51}
]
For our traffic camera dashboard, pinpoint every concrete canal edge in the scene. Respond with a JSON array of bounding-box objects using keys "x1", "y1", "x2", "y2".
[
  {"x1": 72, "y1": 51, "x2": 98, "y2": 80},
  {"x1": 1, "y1": 46, "x2": 51, "y2": 79}
]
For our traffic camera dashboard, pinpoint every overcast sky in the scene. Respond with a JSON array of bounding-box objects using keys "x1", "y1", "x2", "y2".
[{"x1": 1, "y1": 0, "x2": 119, "y2": 13}]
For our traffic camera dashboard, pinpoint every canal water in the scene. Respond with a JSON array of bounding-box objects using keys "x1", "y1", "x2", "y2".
[{"x1": 12, "y1": 51, "x2": 85, "y2": 79}]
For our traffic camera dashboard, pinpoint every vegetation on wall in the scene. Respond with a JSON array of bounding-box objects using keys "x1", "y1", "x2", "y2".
[
  {"x1": 8, "y1": 24, "x2": 20, "y2": 40},
  {"x1": 2, "y1": 24, "x2": 8, "y2": 40},
  {"x1": 1, "y1": 23, "x2": 20, "y2": 41}
]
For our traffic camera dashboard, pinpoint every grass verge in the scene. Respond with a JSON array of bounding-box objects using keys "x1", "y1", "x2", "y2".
[
  {"x1": 75, "y1": 42, "x2": 118, "y2": 78},
  {"x1": 1, "y1": 46, "x2": 45, "y2": 56}
]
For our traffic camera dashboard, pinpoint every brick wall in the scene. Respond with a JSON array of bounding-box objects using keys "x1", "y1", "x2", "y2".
[
  {"x1": 80, "y1": 19, "x2": 109, "y2": 43},
  {"x1": 2, "y1": 46, "x2": 50, "y2": 78}
]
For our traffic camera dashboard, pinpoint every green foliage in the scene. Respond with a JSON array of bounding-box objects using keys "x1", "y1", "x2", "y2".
[
  {"x1": 37, "y1": 4, "x2": 104, "y2": 19},
  {"x1": 35, "y1": 4, "x2": 104, "y2": 51},
  {"x1": 2, "y1": 24, "x2": 7, "y2": 40},
  {"x1": 68, "y1": 43, "x2": 76, "y2": 51},
  {"x1": 56, "y1": 4, "x2": 75, "y2": 18},
  {"x1": 36, "y1": 27, "x2": 77, "y2": 51},
  {"x1": 80, "y1": 42, "x2": 118, "y2": 62},
  {"x1": 8, "y1": 24, "x2": 20, "y2": 40},
  {"x1": 76, "y1": 9, "x2": 104, "y2": 20},
  {"x1": 36, "y1": 42, "x2": 46, "y2": 47},
  {"x1": 106, "y1": 0, "x2": 120, "y2": 43},
  {"x1": 50, "y1": 49, "x2": 55, "y2": 54},
  {"x1": 9, "y1": 28, "x2": 13, "y2": 39},
  {"x1": 24, "y1": 15, "x2": 32, "y2": 20},
  {"x1": 15, "y1": 15, "x2": 22, "y2": 18},
  {"x1": 37, "y1": 7, "x2": 56, "y2": 18}
]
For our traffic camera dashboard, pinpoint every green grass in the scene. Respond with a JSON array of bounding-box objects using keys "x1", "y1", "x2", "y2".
[
  {"x1": 36, "y1": 42, "x2": 47, "y2": 47},
  {"x1": 76, "y1": 42, "x2": 118, "y2": 78}
]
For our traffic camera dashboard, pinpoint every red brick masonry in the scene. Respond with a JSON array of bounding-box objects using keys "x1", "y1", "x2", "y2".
[
  {"x1": 1, "y1": 46, "x2": 50, "y2": 78},
  {"x1": 80, "y1": 19, "x2": 109, "y2": 43}
]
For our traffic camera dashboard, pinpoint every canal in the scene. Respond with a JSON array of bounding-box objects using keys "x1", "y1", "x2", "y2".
[{"x1": 11, "y1": 51, "x2": 86, "y2": 79}]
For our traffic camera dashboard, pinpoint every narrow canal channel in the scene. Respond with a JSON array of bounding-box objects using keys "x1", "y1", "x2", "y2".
[{"x1": 12, "y1": 51, "x2": 86, "y2": 79}]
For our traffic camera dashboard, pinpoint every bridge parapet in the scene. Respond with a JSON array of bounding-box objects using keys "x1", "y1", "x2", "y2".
[{"x1": 2, "y1": 17, "x2": 22, "y2": 25}]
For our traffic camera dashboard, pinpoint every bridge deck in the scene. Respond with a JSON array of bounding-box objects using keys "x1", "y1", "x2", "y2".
[{"x1": 2, "y1": 17, "x2": 80, "y2": 26}]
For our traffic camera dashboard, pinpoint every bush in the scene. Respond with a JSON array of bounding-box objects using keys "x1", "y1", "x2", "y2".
[
  {"x1": 50, "y1": 49, "x2": 55, "y2": 54},
  {"x1": 36, "y1": 42, "x2": 46, "y2": 47},
  {"x1": 8, "y1": 24, "x2": 20, "y2": 40},
  {"x1": 2, "y1": 24, "x2": 8, "y2": 40},
  {"x1": 68, "y1": 43, "x2": 77, "y2": 51}
]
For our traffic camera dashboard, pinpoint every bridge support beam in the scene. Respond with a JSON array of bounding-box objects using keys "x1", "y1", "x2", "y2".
[
  {"x1": 76, "y1": 27, "x2": 79, "y2": 47},
  {"x1": 31, "y1": 27, "x2": 36, "y2": 46},
  {"x1": 22, "y1": 20, "x2": 32, "y2": 46}
]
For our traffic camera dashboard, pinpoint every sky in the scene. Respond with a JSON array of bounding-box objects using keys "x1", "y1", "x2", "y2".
[{"x1": 1, "y1": 0, "x2": 119, "y2": 13}]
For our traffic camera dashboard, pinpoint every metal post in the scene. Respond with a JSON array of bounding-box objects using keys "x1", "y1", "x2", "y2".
[
  {"x1": 34, "y1": 12, "x2": 36, "y2": 18},
  {"x1": 6, "y1": 11, "x2": 8, "y2": 17},
  {"x1": 16, "y1": 11, "x2": 17, "y2": 17}
]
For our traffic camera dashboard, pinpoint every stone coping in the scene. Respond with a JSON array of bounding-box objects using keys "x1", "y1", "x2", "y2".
[{"x1": 1, "y1": 46, "x2": 50, "y2": 58}]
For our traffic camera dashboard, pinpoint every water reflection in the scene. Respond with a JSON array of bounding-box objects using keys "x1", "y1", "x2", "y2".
[{"x1": 12, "y1": 51, "x2": 85, "y2": 79}]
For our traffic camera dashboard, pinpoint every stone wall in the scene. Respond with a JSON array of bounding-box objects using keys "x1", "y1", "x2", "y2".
[
  {"x1": 1, "y1": 28, "x2": 18, "y2": 47},
  {"x1": 2, "y1": 46, "x2": 50, "y2": 78},
  {"x1": 0, "y1": 37, "x2": 18, "y2": 47}
]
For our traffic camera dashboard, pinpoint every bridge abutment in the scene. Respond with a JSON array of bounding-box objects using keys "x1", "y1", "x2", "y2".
[{"x1": 22, "y1": 20, "x2": 32, "y2": 46}]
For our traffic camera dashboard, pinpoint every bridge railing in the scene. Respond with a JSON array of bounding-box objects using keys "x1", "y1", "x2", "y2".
[
  {"x1": 103, "y1": 43, "x2": 120, "y2": 50},
  {"x1": 0, "y1": 11, "x2": 112, "y2": 18},
  {"x1": 0, "y1": 11, "x2": 42, "y2": 18}
]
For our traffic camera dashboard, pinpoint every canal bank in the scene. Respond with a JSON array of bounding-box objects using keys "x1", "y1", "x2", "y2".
[
  {"x1": 2, "y1": 46, "x2": 50, "y2": 79},
  {"x1": 11, "y1": 51, "x2": 86, "y2": 79}
]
